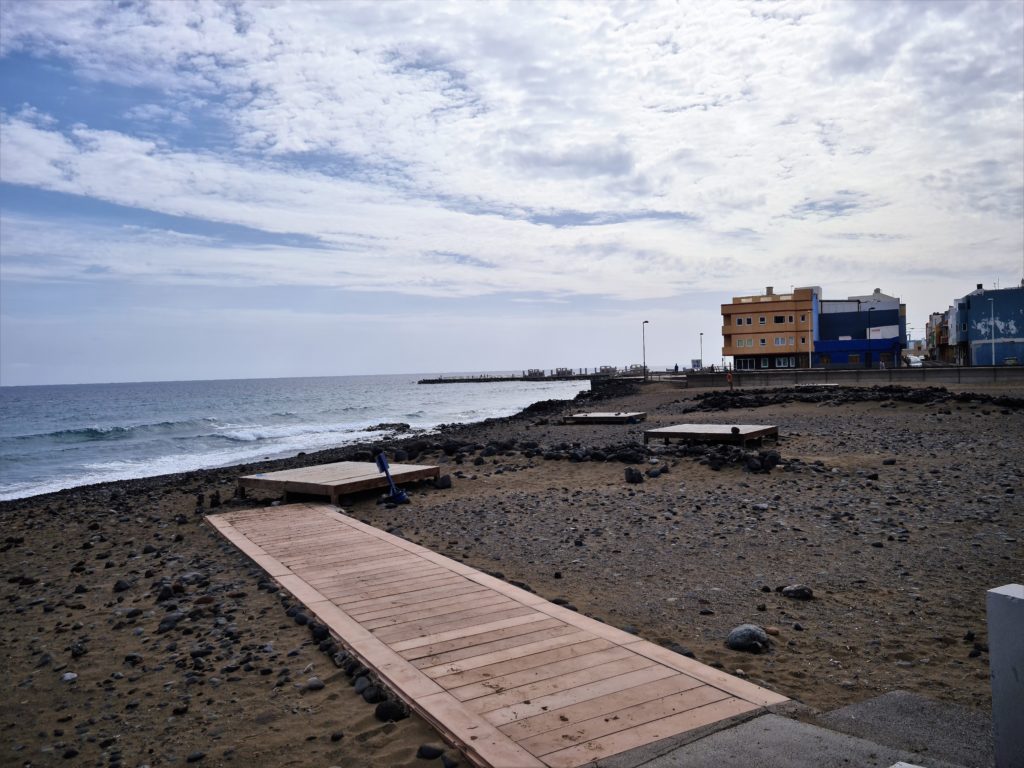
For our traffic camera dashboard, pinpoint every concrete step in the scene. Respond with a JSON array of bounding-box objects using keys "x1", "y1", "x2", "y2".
[
  {"x1": 814, "y1": 690, "x2": 994, "y2": 768},
  {"x1": 605, "y1": 691, "x2": 991, "y2": 768}
]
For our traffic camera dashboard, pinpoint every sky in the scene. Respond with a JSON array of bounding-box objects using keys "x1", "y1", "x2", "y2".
[{"x1": 1, "y1": 0, "x2": 1022, "y2": 386}]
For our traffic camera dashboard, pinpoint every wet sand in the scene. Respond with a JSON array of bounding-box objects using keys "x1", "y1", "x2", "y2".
[{"x1": 2, "y1": 381, "x2": 1021, "y2": 766}]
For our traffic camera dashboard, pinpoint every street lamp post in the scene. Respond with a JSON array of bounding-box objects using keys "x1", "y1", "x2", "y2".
[
  {"x1": 866, "y1": 306, "x2": 874, "y2": 368},
  {"x1": 989, "y1": 298, "x2": 995, "y2": 366},
  {"x1": 642, "y1": 321, "x2": 649, "y2": 382},
  {"x1": 699, "y1": 332, "x2": 703, "y2": 370}
]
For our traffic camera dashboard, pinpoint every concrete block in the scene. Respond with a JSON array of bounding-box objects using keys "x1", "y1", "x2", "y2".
[{"x1": 987, "y1": 583, "x2": 1024, "y2": 768}]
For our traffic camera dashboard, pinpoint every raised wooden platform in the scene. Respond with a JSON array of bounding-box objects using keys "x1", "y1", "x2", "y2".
[
  {"x1": 207, "y1": 504, "x2": 787, "y2": 768},
  {"x1": 238, "y1": 461, "x2": 440, "y2": 504},
  {"x1": 643, "y1": 424, "x2": 778, "y2": 448},
  {"x1": 562, "y1": 412, "x2": 646, "y2": 424}
]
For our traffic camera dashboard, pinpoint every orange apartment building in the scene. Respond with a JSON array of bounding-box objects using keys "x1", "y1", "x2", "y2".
[{"x1": 722, "y1": 286, "x2": 820, "y2": 370}]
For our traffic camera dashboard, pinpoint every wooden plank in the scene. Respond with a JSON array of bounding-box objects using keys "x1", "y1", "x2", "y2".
[
  {"x1": 325, "y1": 572, "x2": 467, "y2": 602},
  {"x1": 465, "y1": 655, "x2": 658, "y2": 714},
  {"x1": 539, "y1": 697, "x2": 759, "y2": 768},
  {"x1": 374, "y1": 605, "x2": 538, "y2": 645},
  {"x1": 450, "y1": 646, "x2": 635, "y2": 703},
  {"x1": 519, "y1": 683, "x2": 731, "y2": 756},
  {"x1": 369, "y1": 599, "x2": 525, "y2": 638},
  {"x1": 429, "y1": 635, "x2": 609, "y2": 687},
  {"x1": 238, "y1": 461, "x2": 440, "y2": 500},
  {"x1": 622, "y1": 639, "x2": 789, "y2": 707},
  {"x1": 563, "y1": 411, "x2": 646, "y2": 424},
  {"x1": 483, "y1": 664, "x2": 680, "y2": 728},
  {"x1": 411, "y1": 623, "x2": 580, "y2": 669},
  {"x1": 415, "y1": 691, "x2": 546, "y2": 768},
  {"x1": 340, "y1": 582, "x2": 492, "y2": 615},
  {"x1": 363, "y1": 593, "x2": 514, "y2": 630},
  {"x1": 643, "y1": 423, "x2": 778, "y2": 446},
  {"x1": 390, "y1": 613, "x2": 555, "y2": 654},
  {"x1": 207, "y1": 505, "x2": 787, "y2": 768},
  {"x1": 497, "y1": 670, "x2": 704, "y2": 740},
  {"x1": 401, "y1": 618, "x2": 567, "y2": 662}
]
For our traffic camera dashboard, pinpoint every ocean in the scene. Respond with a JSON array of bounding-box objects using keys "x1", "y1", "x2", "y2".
[{"x1": 0, "y1": 374, "x2": 589, "y2": 501}]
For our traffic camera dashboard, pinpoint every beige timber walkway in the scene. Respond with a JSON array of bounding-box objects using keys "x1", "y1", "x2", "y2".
[{"x1": 207, "y1": 503, "x2": 787, "y2": 768}]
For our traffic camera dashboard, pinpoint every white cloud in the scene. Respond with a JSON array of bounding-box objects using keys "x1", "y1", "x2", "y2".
[{"x1": 0, "y1": 1, "x2": 1021, "y2": 313}]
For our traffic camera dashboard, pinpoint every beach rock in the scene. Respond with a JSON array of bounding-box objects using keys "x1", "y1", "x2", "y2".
[
  {"x1": 782, "y1": 584, "x2": 814, "y2": 600},
  {"x1": 726, "y1": 624, "x2": 771, "y2": 653},
  {"x1": 354, "y1": 676, "x2": 371, "y2": 694},
  {"x1": 305, "y1": 676, "x2": 325, "y2": 691},
  {"x1": 61, "y1": 672, "x2": 78, "y2": 682},
  {"x1": 442, "y1": 756, "x2": 460, "y2": 768},
  {"x1": 417, "y1": 744, "x2": 445, "y2": 759},
  {"x1": 624, "y1": 467, "x2": 644, "y2": 484},
  {"x1": 434, "y1": 475, "x2": 452, "y2": 490},
  {"x1": 186, "y1": 751, "x2": 206, "y2": 763},
  {"x1": 375, "y1": 699, "x2": 409, "y2": 722},
  {"x1": 362, "y1": 684, "x2": 386, "y2": 703},
  {"x1": 112, "y1": 579, "x2": 132, "y2": 593}
]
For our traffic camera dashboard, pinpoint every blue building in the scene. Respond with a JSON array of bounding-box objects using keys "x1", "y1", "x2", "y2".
[
  {"x1": 948, "y1": 283, "x2": 1024, "y2": 366},
  {"x1": 814, "y1": 289, "x2": 907, "y2": 368}
]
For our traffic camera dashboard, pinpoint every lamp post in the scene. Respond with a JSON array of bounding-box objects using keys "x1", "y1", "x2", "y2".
[
  {"x1": 642, "y1": 321, "x2": 649, "y2": 381},
  {"x1": 867, "y1": 306, "x2": 875, "y2": 369},
  {"x1": 989, "y1": 298, "x2": 995, "y2": 366},
  {"x1": 699, "y1": 332, "x2": 703, "y2": 370}
]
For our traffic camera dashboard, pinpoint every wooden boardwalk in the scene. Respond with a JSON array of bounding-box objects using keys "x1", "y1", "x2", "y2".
[
  {"x1": 644, "y1": 424, "x2": 778, "y2": 448},
  {"x1": 208, "y1": 504, "x2": 786, "y2": 768},
  {"x1": 562, "y1": 412, "x2": 646, "y2": 424},
  {"x1": 238, "y1": 461, "x2": 439, "y2": 504}
]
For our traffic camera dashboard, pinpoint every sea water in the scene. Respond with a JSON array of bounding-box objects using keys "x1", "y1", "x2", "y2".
[{"x1": 0, "y1": 374, "x2": 589, "y2": 501}]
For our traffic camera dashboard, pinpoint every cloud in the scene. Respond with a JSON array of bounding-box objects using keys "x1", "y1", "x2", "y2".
[{"x1": 0, "y1": 1, "x2": 1021, "y2": 311}]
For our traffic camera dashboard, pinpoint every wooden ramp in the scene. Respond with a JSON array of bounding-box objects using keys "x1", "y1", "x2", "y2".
[
  {"x1": 208, "y1": 504, "x2": 787, "y2": 768},
  {"x1": 562, "y1": 412, "x2": 646, "y2": 424},
  {"x1": 238, "y1": 461, "x2": 440, "y2": 504},
  {"x1": 644, "y1": 424, "x2": 778, "y2": 448}
]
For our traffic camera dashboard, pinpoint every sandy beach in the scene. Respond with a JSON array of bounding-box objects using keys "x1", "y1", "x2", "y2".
[{"x1": 2, "y1": 380, "x2": 1021, "y2": 767}]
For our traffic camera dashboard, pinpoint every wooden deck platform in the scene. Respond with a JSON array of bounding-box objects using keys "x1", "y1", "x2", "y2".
[
  {"x1": 238, "y1": 461, "x2": 440, "y2": 505},
  {"x1": 207, "y1": 504, "x2": 787, "y2": 768},
  {"x1": 562, "y1": 412, "x2": 647, "y2": 424},
  {"x1": 643, "y1": 424, "x2": 779, "y2": 448}
]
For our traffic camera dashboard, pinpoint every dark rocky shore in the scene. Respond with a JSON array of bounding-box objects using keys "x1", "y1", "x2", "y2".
[{"x1": 2, "y1": 380, "x2": 1021, "y2": 766}]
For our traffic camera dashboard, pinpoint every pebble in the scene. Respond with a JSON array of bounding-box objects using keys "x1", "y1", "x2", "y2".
[
  {"x1": 417, "y1": 744, "x2": 445, "y2": 759},
  {"x1": 61, "y1": 672, "x2": 78, "y2": 683},
  {"x1": 375, "y1": 700, "x2": 409, "y2": 722},
  {"x1": 725, "y1": 624, "x2": 771, "y2": 653},
  {"x1": 781, "y1": 584, "x2": 814, "y2": 600}
]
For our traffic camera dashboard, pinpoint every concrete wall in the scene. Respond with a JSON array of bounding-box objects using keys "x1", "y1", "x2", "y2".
[{"x1": 683, "y1": 366, "x2": 1024, "y2": 389}]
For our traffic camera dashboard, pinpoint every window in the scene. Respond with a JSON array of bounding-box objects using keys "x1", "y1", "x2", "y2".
[
  {"x1": 800, "y1": 336, "x2": 806, "y2": 344},
  {"x1": 849, "y1": 353, "x2": 861, "y2": 364},
  {"x1": 790, "y1": 357, "x2": 796, "y2": 367},
  {"x1": 774, "y1": 315, "x2": 785, "y2": 323},
  {"x1": 759, "y1": 316, "x2": 766, "y2": 325},
  {"x1": 759, "y1": 338, "x2": 767, "y2": 347},
  {"x1": 788, "y1": 315, "x2": 794, "y2": 323},
  {"x1": 789, "y1": 336, "x2": 794, "y2": 345},
  {"x1": 747, "y1": 318, "x2": 753, "y2": 325},
  {"x1": 776, "y1": 357, "x2": 788, "y2": 368},
  {"x1": 800, "y1": 314, "x2": 807, "y2": 322},
  {"x1": 736, "y1": 317, "x2": 744, "y2": 326},
  {"x1": 737, "y1": 358, "x2": 755, "y2": 370},
  {"x1": 760, "y1": 357, "x2": 769, "y2": 368},
  {"x1": 775, "y1": 337, "x2": 785, "y2": 346}
]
